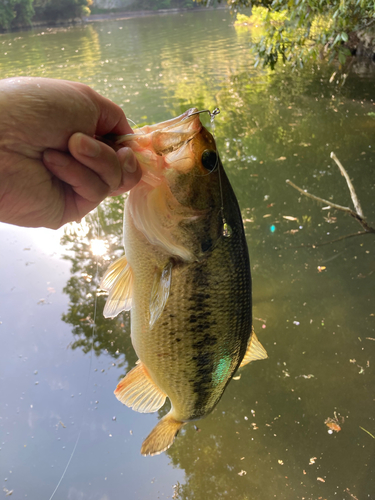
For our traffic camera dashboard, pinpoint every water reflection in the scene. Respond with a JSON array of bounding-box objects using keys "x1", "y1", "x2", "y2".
[{"x1": 61, "y1": 201, "x2": 135, "y2": 368}]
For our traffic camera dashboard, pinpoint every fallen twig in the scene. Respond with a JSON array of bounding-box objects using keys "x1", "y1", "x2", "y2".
[
  {"x1": 286, "y1": 180, "x2": 359, "y2": 218},
  {"x1": 286, "y1": 153, "x2": 375, "y2": 244},
  {"x1": 344, "y1": 487, "x2": 359, "y2": 500},
  {"x1": 330, "y1": 152, "x2": 364, "y2": 218},
  {"x1": 359, "y1": 426, "x2": 375, "y2": 439}
]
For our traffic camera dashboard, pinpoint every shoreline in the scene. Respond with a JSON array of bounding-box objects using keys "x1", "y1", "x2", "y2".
[
  {"x1": 87, "y1": 6, "x2": 226, "y2": 23},
  {"x1": 1, "y1": 6, "x2": 227, "y2": 33}
]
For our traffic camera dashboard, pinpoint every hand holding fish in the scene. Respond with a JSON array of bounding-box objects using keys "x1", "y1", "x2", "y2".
[{"x1": 0, "y1": 77, "x2": 141, "y2": 229}]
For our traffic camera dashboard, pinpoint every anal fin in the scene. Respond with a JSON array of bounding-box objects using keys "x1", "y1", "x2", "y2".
[
  {"x1": 114, "y1": 360, "x2": 166, "y2": 413},
  {"x1": 141, "y1": 413, "x2": 185, "y2": 456},
  {"x1": 239, "y1": 327, "x2": 268, "y2": 368},
  {"x1": 100, "y1": 255, "x2": 133, "y2": 318}
]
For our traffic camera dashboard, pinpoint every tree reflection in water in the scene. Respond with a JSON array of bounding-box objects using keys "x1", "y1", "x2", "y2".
[{"x1": 61, "y1": 197, "x2": 136, "y2": 371}]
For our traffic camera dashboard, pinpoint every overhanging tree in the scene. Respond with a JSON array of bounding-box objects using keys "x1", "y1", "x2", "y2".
[
  {"x1": 196, "y1": 0, "x2": 375, "y2": 70},
  {"x1": 0, "y1": 0, "x2": 34, "y2": 30}
]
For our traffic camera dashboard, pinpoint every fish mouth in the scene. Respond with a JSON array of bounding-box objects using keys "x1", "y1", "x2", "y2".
[
  {"x1": 132, "y1": 108, "x2": 200, "y2": 135},
  {"x1": 111, "y1": 109, "x2": 206, "y2": 180},
  {"x1": 113, "y1": 108, "x2": 202, "y2": 147},
  {"x1": 96, "y1": 108, "x2": 201, "y2": 154},
  {"x1": 100, "y1": 108, "x2": 218, "y2": 184}
]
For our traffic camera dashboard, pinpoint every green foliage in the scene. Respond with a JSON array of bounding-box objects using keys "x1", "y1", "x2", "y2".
[
  {"x1": 0, "y1": 2, "x2": 15, "y2": 29},
  {"x1": 198, "y1": 0, "x2": 375, "y2": 70},
  {"x1": 0, "y1": 0, "x2": 196, "y2": 30},
  {"x1": 0, "y1": 0, "x2": 34, "y2": 30},
  {"x1": 35, "y1": 0, "x2": 93, "y2": 22},
  {"x1": 0, "y1": 0, "x2": 93, "y2": 29}
]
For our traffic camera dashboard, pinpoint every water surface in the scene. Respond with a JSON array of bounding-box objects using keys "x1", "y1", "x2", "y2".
[{"x1": 1, "y1": 9, "x2": 374, "y2": 500}]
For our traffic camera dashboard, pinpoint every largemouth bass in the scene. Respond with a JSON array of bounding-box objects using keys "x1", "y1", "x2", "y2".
[{"x1": 100, "y1": 109, "x2": 267, "y2": 456}]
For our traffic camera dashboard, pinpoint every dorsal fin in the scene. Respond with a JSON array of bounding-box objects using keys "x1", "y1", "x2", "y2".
[
  {"x1": 100, "y1": 255, "x2": 133, "y2": 318},
  {"x1": 149, "y1": 261, "x2": 172, "y2": 328},
  {"x1": 239, "y1": 328, "x2": 268, "y2": 368},
  {"x1": 114, "y1": 360, "x2": 166, "y2": 414}
]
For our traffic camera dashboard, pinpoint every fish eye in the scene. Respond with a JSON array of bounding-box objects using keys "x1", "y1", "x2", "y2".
[{"x1": 201, "y1": 149, "x2": 218, "y2": 172}]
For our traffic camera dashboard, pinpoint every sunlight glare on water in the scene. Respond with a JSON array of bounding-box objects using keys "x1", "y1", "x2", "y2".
[{"x1": 90, "y1": 238, "x2": 108, "y2": 257}]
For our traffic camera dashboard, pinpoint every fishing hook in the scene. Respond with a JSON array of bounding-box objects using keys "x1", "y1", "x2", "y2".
[{"x1": 187, "y1": 107, "x2": 220, "y2": 122}]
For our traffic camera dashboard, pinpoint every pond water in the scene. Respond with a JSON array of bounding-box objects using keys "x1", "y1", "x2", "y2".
[{"x1": 1, "y1": 8, "x2": 375, "y2": 500}]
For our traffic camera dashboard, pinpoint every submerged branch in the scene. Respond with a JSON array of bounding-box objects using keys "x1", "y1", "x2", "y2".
[
  {"x1": 286, "y1": 180, "x2": 354, "y2": 215},
  {"x1": 330, "y1": 152, "x2": 364, "y2": 218},
  {"x1": 286, "y1": 153, "x2": 375, "y2": 245}
]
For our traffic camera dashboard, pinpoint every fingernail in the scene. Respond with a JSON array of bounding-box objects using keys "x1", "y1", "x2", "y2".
[
  {"x1": 121, "y1": 147, "x2": 138, "y2": 173},
  {"x1": 44, "y1": 149, "x2": 69, "y2": 167},
  {"x1": 77, "y1": 134, "x2": 101, "y2": 158}
]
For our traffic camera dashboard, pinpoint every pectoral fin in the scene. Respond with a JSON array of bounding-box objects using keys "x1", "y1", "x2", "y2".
[
  {"x1": 239, "y1": 328, "x2": 268, "y2": 368},
  {"x1": 100, "y1": 255, "x2": 133, "y2": 318},
  {"x1": 141, "y1": 413, "x2": 185, "y2": 456},
  {"x1": 149, "y1": 261, "x2": 172, "y2": 328},
  {"x1": 114, "y1": 360, "x2": 166, "y2": 413}
]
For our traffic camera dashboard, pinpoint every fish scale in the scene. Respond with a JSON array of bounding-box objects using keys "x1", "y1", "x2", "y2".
[{"x1": 100, "y1": 109, "x2": 267, "y2": 455}]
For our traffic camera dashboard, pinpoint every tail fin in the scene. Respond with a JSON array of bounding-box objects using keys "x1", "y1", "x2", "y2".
[{"x1": 141, "y1": 413, "x2": 185, "y2": 456}]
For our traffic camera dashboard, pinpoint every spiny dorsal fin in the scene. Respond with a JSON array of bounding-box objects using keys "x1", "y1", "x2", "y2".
[
  {"x1": 141, "y1": 413, "x2": 185, "y2": 456},
  {"x1": 239, "y1": 328, "x2": 268, "y2": 368},
  {"x1": 149, "y1": 261, "x2": 172, "y2": 329},
  {"x1": 100, "y1": 255, "x2": 133, "y2": 318},
  {"x1": 114, "y1": 360, "x2": 166, "y2": 414}
]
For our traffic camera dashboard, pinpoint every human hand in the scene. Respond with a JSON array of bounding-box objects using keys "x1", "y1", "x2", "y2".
[{"x1": 0, "y1": 77, "x2": 141, "y2": 229}]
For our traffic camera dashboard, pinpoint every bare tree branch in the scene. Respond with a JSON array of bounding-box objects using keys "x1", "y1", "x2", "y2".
[
  {"x1": 285, "y1": 179, "x2": 355, "y2": 215},
  {"x1": 330, "y1": 152, "x2": 364, "y2": 218},
  {"x1": 286, "y1": 153, "x2": 375, "y2": 244}
]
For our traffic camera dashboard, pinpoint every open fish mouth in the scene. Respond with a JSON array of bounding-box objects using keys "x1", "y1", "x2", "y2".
[
  {"x1": 100, "y1": 108, "x2": 220, "y2": 160},
  {"x1": 111, "y1": 108, "x2": 201, "y2": 145},
  {"x1": 106, "y1": 108, "x2": 221, "y2": 186}
]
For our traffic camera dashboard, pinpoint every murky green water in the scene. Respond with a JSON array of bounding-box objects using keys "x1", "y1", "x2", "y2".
[{"x1": 1, "y1": 9, "x2": 375, "y2": 500}]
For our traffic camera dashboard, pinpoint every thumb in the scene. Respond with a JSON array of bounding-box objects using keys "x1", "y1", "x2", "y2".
[{"x1": 110, "y1": 147, "x2": 142, "y2": 196}]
